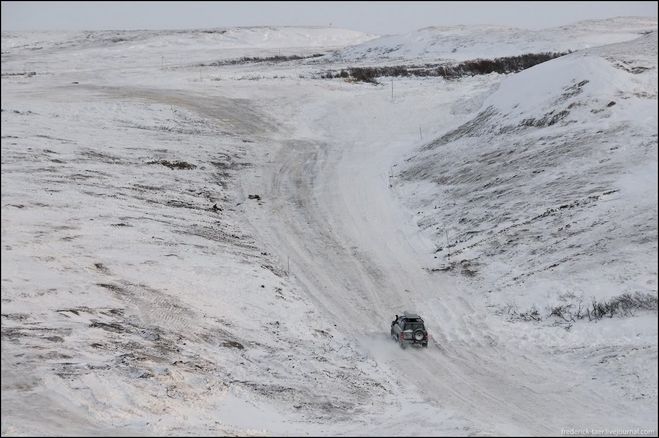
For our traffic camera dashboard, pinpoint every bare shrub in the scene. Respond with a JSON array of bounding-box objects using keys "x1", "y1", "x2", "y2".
[
  {"x1": 508, "y1": 293, "x2": 656, "y2": 324},
  {"x1": 147, "y1": 160, "x2": 196, "y2": 170},
  {"x1": 201, "y1": 53, "x2": 323, "y2": 67},
  {"x1": 502, "y1": 303, "x2": 540, "y2": 322},
  {"x1": 548, "y1": 292, "x2": 657, "y2": 322},
  {"x1": 322, "y1": 51, "x2": 569, "y2": 83},
  {"x1": 519, "y1": 305, "x2": 541, "y2": 322}
]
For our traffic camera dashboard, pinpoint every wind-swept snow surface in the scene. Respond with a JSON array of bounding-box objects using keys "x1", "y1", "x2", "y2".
[
  {"x1": 2, "y1": 20, "x2": 657, "y2": 436},
  {"x1": 331, "y1": 16, "x2": 657, "y2": 63}
]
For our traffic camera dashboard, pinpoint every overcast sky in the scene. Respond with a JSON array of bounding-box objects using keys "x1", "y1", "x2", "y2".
[{"x1": 2, "y1": 1, "x2": 657, "y2": 34}]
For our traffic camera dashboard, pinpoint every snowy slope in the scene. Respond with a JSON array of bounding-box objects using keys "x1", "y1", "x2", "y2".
[
  {"x1": 331, "y1": 17, "x2": 658, "y2": 63},
  {"x1": 0, "y1": 89, "x2": 400, "y2": 436},
  {"x1": 396, "y1": 31, "x2": 658, "y2": 399}
]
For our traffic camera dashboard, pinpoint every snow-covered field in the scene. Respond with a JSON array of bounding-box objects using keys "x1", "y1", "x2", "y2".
[{"x1": 2, "y1": 18, "x2": 657, "y2": 436}]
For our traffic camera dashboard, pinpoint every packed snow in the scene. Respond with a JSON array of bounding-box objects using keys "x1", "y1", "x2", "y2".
[{"x1": 2, "y1": 18, "x2": 657, "y2": 436}]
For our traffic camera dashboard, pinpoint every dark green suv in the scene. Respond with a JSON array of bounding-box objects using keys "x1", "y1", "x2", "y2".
[{"x1": 390, "y1": 311, "x2": 429, "y2": 348}]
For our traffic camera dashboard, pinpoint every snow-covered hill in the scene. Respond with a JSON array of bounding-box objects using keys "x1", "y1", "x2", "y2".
[
  {"x1": 397, "y1": 29, "x2": 657, "y2": 354},
  {"x1": 2, "y1": 19, "x2": 657, "y2": 436},
  {"x1": 1, "y1": 26, "x2": 376, "y2": 76},
  {"x1": 0, "y1": 41, "x2": 414, "y2": 438},
  {"x1": 1, "y1": 26, "x2": 375, "y2": 53},
  {"x1": 330, "y1": 17, "x2": 657, "y2": 63}
]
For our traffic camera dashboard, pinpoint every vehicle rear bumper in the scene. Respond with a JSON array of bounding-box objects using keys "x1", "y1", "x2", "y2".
[{"x1": 402, "y1": 340, "x2": 428, "y2": 347}]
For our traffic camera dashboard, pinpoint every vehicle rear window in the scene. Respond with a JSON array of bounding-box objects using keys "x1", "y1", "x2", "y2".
[{"x1": 404, "y1": 322, "x2": 425, "y2": 331}]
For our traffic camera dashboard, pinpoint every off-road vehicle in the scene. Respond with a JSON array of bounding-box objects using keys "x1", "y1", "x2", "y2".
[{"x1": 390, "y1": 311, "x2": 429, "y2": 348}]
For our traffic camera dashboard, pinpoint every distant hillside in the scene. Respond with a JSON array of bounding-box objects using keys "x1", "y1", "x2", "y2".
[{"x1": 329, "y1": 17, "x2": 658, "y2": 63}]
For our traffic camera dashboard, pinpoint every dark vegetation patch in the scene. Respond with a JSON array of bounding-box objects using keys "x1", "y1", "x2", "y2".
[
  {"x1": 56, "y1": 306, "x2": 123, "y2": 320},
  {"x1": 1, "y1": 313, "x2": 30, "y2": 321},
  {"x1": 198, "y1": 29, "x2": 227, "y2": 34},
  {"x1": 165, "y1": 199, "x2": 202, "y2": 210},
  {"x1": 132, "y1": 184, "x2": 164, "y2": 192},
  {"x1": 222, "y1": 340, "x2": 244, "y2": 349},
  {"x1": 147, "y1": 160, "x2": 197, "y2": 170},
  {"x1": 200, "y1": 53, "x2": 323, "y2": 67},
  {"x1": 1, "y1": 326, "x2": 72, "y2": 342},
  {"x1": 506, "y1": 292, "x2": 658, "y2": 325},
  {"x1": 1, "y1": 109, "x2": 34, "y2": 115},
  {"x1": 520, "y1": 109, "x2": 570, "y2": 127},
  {"x1": 612, "y1": 60, "x2": 652, "y2": 74},
  {"x1": 320, "y1": 52, "x2": 570, "y2": 84},
  {"x1": 261, "y1": 263, "x2": 286, "y2": 277},
  {"x1": 93, "y1": 262, "x2": 110, "y2": 273},
  {"x1": 210, "y1": 155, "x2": 251, "y2": 189},
  {"x1": 90, "y1": 320, "x2": 126, "y2": 333},
  {"x1": 1, "y1": 72, "x2": 36, "y2": 77},
  {"x1": 428, "y1": 258, "x2": 479, "y2": 277},
  {"x1": 97, "y1": 283, "x2": 125, "y2": 293}
]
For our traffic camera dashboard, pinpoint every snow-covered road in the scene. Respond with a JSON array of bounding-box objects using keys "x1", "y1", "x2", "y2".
[{"x1": 236, "y1": 78, "x2": 657, "y2": 434}]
